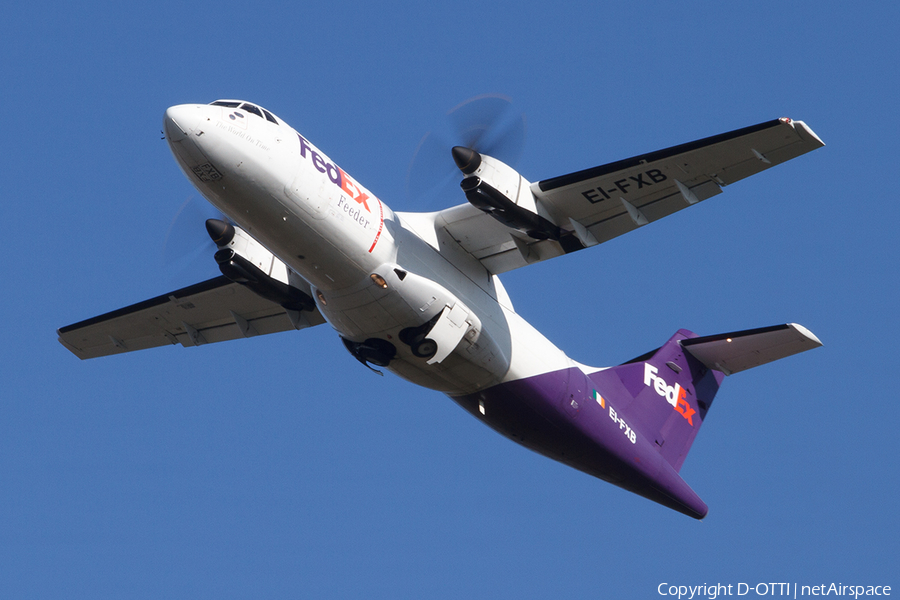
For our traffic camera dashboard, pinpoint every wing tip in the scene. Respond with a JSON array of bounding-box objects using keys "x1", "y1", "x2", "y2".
[
  {"x1": 786, "y1": 119, "x2": 825, "y2": 148},
  {"x1": 787, "y1": 322, "x2": 824, "y2": 347}
]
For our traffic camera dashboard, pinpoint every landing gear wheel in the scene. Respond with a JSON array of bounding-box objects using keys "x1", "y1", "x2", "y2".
[
  {"x1": 411, "y1": 338, "x2": 438, "y2": 360},
  {"x1": 399, "y1": 327, "x2": 424, "y2": 347}
]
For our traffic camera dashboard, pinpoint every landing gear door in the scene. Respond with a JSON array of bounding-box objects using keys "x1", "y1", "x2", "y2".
[{"x1": 426, "y1": 304, "x2": 470, "y2": 365}]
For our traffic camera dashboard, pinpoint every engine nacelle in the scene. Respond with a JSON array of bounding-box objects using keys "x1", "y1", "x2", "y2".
[
  {"x1": 453, "y1": 147, "x2": 561, "y2": 240},
  {"x1": 205, "y1": 219, "x2": 315, "y2": 312}
]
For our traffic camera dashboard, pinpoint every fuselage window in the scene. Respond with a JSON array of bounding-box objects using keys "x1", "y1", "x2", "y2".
[{"x1": 239, "y1": 103, "x2": 263, "y2": 119}]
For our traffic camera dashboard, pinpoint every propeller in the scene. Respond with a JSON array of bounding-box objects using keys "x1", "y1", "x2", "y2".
[
  {"x1": 406, "y1": 94, "x2": 526, "y2": 208},
  {"x1": 160, "y1": 195, "x2": 228, "y2": 284}
]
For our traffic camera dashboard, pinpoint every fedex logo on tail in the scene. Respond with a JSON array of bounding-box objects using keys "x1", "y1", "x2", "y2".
[{"x1": 644, "y1": 364, "x2": 696, "y2": 426}]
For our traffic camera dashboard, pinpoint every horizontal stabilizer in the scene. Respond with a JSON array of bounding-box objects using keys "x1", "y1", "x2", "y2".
[{"x1": 680, "y1": 323, "x2": 822, "y2": 375}]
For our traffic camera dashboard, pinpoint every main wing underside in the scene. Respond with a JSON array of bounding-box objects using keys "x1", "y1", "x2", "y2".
[
  {"x1": 58, "y1": 276, "x2": 326, "y2": 359},
  {"x1": 425, "y1": 118, "x2": 824, "y2": 274}
]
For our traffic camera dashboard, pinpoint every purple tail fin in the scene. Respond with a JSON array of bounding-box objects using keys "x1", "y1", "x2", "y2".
[{"x1": 589, "y1": 329, "x2": 725, "y2": 472}]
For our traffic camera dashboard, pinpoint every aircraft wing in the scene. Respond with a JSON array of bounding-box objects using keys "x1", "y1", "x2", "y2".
[
  {"x1": 58, "y1": 276, "x2": 326, "y2": 360},
  {"x1": 430, "y1": 118, "x2": 824, "y2": 274}
]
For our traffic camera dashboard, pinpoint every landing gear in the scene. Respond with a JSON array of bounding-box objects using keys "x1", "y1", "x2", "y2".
[
  {"x1": 399, "y1": 313, "x2": 441, "y2": 361},
  {"x1": 411, "y1": 337, "x2": 438, "y2": 360},
  {"x1": 341, "y1": 337, "x2": 396, "y2": 375}
]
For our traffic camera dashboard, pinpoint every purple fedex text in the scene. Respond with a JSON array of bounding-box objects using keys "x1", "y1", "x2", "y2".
[
  {"x1": 298, "y1": 135, "x2": 342, "y2": 185},
  {"x1": 297, "y1": 134, "x2": 373, "y2": 214}
]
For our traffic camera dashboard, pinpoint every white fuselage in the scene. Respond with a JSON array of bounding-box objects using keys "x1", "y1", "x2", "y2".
[{"x1": 163, "y1": 102, "x2": 577, "y2": 395}]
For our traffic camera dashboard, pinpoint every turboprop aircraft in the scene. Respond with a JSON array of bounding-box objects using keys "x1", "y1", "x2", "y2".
[{"x1": 58, "y1": 99, "x2": 825, "y2": 518}]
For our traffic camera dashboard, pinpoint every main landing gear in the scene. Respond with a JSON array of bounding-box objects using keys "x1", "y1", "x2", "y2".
[{"x1": 398, "y1": 312, "x2": 442, "y2": 361}]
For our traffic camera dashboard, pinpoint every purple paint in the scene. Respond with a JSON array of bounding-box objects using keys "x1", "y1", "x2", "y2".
[{"x1": 452, "y1": 329, "x2": 726, "y2": 519}]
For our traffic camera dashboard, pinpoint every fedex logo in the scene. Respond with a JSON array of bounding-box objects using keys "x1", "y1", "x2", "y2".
[
  {"x1": 298, "y1": 134, "x2": 372, "y2": 213},
  {"x1": 643, "y1": 364, "x2": 695, "y2": 426}
]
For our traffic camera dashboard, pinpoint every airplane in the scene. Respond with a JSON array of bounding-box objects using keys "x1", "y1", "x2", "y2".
[{"x1": 58, "y1": 99, "x2": 824, "y2": 518}]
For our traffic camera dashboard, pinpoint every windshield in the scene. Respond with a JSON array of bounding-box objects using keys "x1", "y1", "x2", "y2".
[{"x1": 210, "y1": 100, "x2": 279, "y2": 124}]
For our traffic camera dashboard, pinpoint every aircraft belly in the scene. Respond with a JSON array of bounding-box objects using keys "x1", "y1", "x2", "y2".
[
  {"x1": 452, "y1": 367, "x2": 708, "y2": 518},
  {"x1": 389, "y1": 353, "x2": 500, "y2": 395},
  {"x1": 343, "y1": 300, "x2": 401, "y2": 333},
  {"x1": 316, "y1": 265, "x2": 511, "y2": 394}
]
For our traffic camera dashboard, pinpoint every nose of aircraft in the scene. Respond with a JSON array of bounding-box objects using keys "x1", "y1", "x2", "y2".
[{"x1": 163, "y1": 104, "x2": 204, "y2": 143}]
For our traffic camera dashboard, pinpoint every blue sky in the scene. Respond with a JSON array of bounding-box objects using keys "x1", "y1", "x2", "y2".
[{"x1": 2, "y1": 1, "x2": 897, "y2": 597}]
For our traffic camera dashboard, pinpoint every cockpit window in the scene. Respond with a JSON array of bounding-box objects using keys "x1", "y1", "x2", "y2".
[
  {"x1": 261, "y1": 109, "x2": 278, "y2": 124},
  {"x1": 239, "y1": 103, "x2": 263, "y2": 118},
  {"x1": 209, "y1": 100, "x2": 279, "y2": 125}
]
